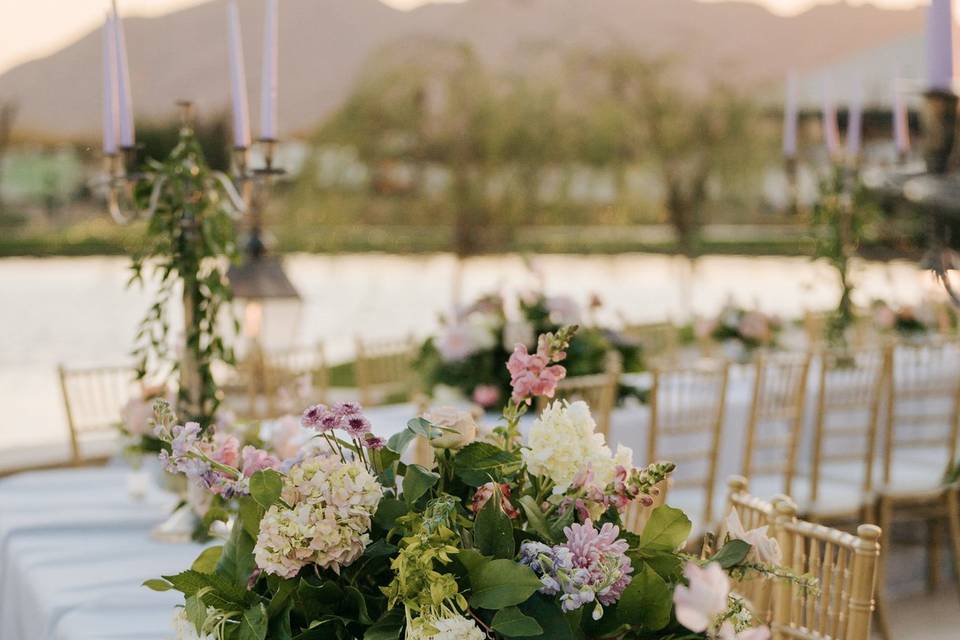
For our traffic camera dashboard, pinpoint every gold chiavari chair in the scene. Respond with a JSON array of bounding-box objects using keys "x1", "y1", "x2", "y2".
[
  {"x1": 651, "y1": 361, "x2": 729, "y2": 535},
  {"x1": 872, "y1": 338, "x2": 960, "y2": 639},
  {"x1": 355, "y1": 335, "x2": 418, "y2": 407},
  {"x1": 621, "y1": 321, "x2": 679, "y2": 367},
  {"x1": 622, "y1": 479, "x2": 669, "y2": 536},
  {"x1": 719, "y1": 476, "x2": 777, "y2": 622},
  {"x1": 260, "y1": 343, "x2": 329, "y2": 417},
  {"x1": 771, "y1": 498, "x2": 882, "y2": 640},
  {"x1": 741, "y1": 352, "x2": 812, "y2": 501},
  {"x1": 538, "y1": 351, "x2": 622, "y2": 437},
  {"x1": 58, "y1": 363, "x2": 138, "y2": 466},
  {"x1": 807, "y1": 347, "x2": 887, "y2": 522}
]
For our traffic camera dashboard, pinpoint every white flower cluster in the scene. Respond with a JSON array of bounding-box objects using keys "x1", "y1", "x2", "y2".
[
  {"x1": 523, "y1": 401, "x2": 632, "y2": 494},
  {"x1": 254, "y1": 455, "x2": 383, "y2": 578},
  {"x1": 407, "y1": 614, "x2": 486, "y2": 640}
]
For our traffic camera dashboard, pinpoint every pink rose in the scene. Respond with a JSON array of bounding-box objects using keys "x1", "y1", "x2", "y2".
[
  {"x1": 673, "y1": 562, "x2": 730, "y2": 633},
  {"x1": 471, "y1": 384, "x2": 501, "y2": 408},
  {"x1": 470, "y1": 482, "x2": 520, "y2": 519}
]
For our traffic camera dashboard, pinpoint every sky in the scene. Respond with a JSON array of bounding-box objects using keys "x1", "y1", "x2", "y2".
[{"x1": 0, "y1": 0, "x2": 927, "y2": 75}]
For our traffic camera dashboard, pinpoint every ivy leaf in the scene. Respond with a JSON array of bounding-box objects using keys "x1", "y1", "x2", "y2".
[
  {"x1": 469, "y1": 559, "x2": 543, "y2": 609},
  {"x1": 474, "y1": 488, "x2": 515, "y2": 559},
  {"x1": 402, "y1": 464, "x2": 439, "y2": 506},
  {"x1": 636, "y1": 506, "x2": 691, "y2": 553},
  {"x1": 709, "y1": 539, "x2": 752, "y2": 569},
  {"x1": 249, "y1": 469, "x2": 284, "y2": 509},
  {"x1": 491, "y1": 607, "x2": 543, "y2": 637}
]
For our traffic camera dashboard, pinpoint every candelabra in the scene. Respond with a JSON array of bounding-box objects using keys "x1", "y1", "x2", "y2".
[{"x1": 101, "y1": 100, "x2": 299, "y2": 418}]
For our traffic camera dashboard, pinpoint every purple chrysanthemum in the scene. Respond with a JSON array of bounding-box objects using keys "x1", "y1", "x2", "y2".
[
  {"x1": 301, "y1": 404, "x2": 329, "y2": 429},
  {"x1": 344, "y1": 415, "x2": 372, "y2": 437},
  {"x1": 332, "y1": 401, "x2": 363, "y2": 417},
  {"x1": 363, "y1": 433, "x2": 386, "y2": 450}
]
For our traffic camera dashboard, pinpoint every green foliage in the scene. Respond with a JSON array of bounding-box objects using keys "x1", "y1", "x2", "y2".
[
  {"x1": 452, "y1": 442, "x2": 522, "y2": 487},
  {"x1": 810, "y1": 165, "x2": 879, "y2": 346},
  {"x1": 128, "y1": 122, "x2": 239, "y2": 424},
  {"x1": 249, "y1": 469, "x2": 285, "y2": 509},
  {"x1": 490, "y1": 606, "x2": 543, "y2": 637},
  {"x1": 473, "y1": 488, "x2": 515, "y2": 559},
  {"x1": 467, "y1": 558, "x2": 543, "y2": 609}
]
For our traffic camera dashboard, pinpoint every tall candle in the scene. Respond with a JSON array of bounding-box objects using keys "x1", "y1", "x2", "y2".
[
  {"x1": 783, "y1": 71, "x2": 798, "y2": 158},
  {"x1": 927, "y1": 0, "x2": 955, "y2": 92},
  {"x1": 893, "y1": 81, "x2": 911, "y2": 154},
  {"x1": 227, "y1": 0, "x2": 251, "y2": 148},
  {"x1": 102, "y1": 13, "x2": 119, "y2": 155},
  {"x1": 112, "y1": 2, "x2": 135, "y2": 147},
  {"x1": 822, "y1": 79, "x2": 841, "y2": 158},
  {"x1": 846, "y1": 86, "x2": 863, "y2": 159},
  {"x1": 260, "y1": 0, "x2": 279, "y2": 140}
]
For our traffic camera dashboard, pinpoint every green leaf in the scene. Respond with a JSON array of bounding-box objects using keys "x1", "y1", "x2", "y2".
[
  {"x1": 612, "y1": 563, "x2": 672, "y2": 631},
  {"x1": 406, "y1": 417, "x2": 440, "y2": 438},
  {"x1": 469, "y1": 559, "x2": 543, "y2": 609},
  {"x1": 185, "y1": 595, "x2": 207, "y2": 631},
  {"x1": 345, "y1": 585, "x2": 374, "y2": 625},
  {"x1": 518, "y1": 594, "x2": 576, "y2": 640},
  {"x1": 364, "y1": 607, "x2": 404, "y2": 640},
  {"x1": 517, "y1": 495, "x2": 556, "y2": 544},
  {"x1": 402, "y1": 464, "x2": 440, "y2": 505},
  {"x1": 238, "y1": 603, "x2": 268, "y2": 640},
  {"x1": 267, "y1": 576, "x2": 299, "y2": 618},
  {"x1": 636, "y1": 505, "x2": 691, "y2": 553},
  {"x1": 216, "y1": 517, "x2": 257, "y2": 589},
  {"x1": 453, "y1": 442, "x2": 523, "y2": 487},
  {"x1": 709, "y1": 539, "x2": 752, "y2": 569},
  {"x1": 142, "y1": 578, "x2": 173, "y2": 592},
  {"x1": 474, "y1": 488, "x2": 515, "y2": 559},
  {"x1": 190, "y1": 546, "x2": 223, "y2": 573},
  {"x1": 386, "y1": 428, "x2": 417, "y2": 456},
  {"x1": 239, "y1": 496, "x2": 266, "y2": 539},
  {"x1": 491, "y1": 607, "x2": 543, "y2": 637},
  {"x1": 249, "y1": 469, "x2": 284, "y2": 509},
  {"x1": 373, "y1": 497, "x2": 408, "y2": 531},
  {"x1": 456, "y1": 548, "x2": 489, "y2": 575}
]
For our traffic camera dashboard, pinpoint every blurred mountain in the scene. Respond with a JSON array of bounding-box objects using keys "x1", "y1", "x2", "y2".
[{"x1": 0, "y1": 0, "x2": 924, "y2": 141}]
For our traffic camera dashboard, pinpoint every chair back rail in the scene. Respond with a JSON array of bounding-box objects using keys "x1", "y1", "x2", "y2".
[
  {"x1": 355, "y1": 335, "x2": 417, "y2": 406},
  {"x1": 58, "y1": 363, "x2": 137, "y2": 464},
  {"x1": 882, "y1": 339, "x2": 960, "y2": 484},
  {"x1": 742, "y1": 352, "x2": 812, "y2": 496},
  {"x1": 724, "y1": 477, "x2": 881, "y2": 640},
  {"x1": 649, "y1": 361, "x2": 729, "y2": 525},
  {"x1": 810, "y1": 347, "x2": 886, "y2": 503}
]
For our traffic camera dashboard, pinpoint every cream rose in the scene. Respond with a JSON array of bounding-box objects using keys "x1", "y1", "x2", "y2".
[{"x1": 422, "y1": 406, "x2": 478, "y2": 450}]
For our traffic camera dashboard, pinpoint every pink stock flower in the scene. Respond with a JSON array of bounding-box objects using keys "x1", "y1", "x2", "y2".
[
  {"x1": 673, "y1": 562, "x2": 731, "y2": 633},
  {"x1": 242, "y1": 445, "x2": 281, "y2": 477},
  {"x1": 210, "y1": 433, "x2": 241, "y2": 468},
  {"x1": 506, "y1": 344, "x2": 566, "y2": 405},
  {"x1": 471, "y1": 384, "x2": 501, "y2": 408}
]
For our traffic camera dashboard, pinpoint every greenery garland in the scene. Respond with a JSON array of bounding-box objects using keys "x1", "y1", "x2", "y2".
[{"x1": 128, "y1": 122, "x2": 239, "y2": 425}]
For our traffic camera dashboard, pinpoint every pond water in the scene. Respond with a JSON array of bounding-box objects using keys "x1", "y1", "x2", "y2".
[{"x1": 0, "y1": 252, "x2": 940, "y2": 450}]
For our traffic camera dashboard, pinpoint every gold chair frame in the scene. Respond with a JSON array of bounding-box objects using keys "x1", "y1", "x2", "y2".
[
  {"x1": 58, "y1": 363, "x2": 137, "y2": 466},
  {"x1": 648, "y1": 361, "x2": 729, "y2": 527},
  {"x1": 355, "y1": 335, "x2": 418, "y2": 407}
]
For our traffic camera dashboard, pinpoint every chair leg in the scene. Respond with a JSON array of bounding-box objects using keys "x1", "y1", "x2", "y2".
[
  {"x1": 945, "y1": 487, "x2": 960, "y2": 604},
  {"x1": 873, "y1": 496, "x2": 894, "y2": 640},
  {"x1": 928, "y1": 517, "x2": 942, "y2": 592}
]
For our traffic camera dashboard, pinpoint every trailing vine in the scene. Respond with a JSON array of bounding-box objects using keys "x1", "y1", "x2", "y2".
[
  {"x1": 810, "y1": 164, "x2": 877, "y2": 347},
  {"x1": 128, "y1": 122, "x2": 239, "y2": 426}
]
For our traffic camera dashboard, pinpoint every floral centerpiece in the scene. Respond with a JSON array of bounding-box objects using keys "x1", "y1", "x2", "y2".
[
  {"x1": 871, "y1": 299, "x2": 955, "y2": 337},
  {"x1": 416, "y1": 292, "x2": 641, "y2": 408},
  {"x1": 693, "y1": 302, "x2": 781, "y2": 362},
  {"x1": 150, "y1": 327, "x2": 787, "y2": 640}
]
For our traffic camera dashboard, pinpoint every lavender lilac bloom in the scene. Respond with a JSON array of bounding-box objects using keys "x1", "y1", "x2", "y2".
[{"x1": 519, "y1": 520, "x2": 633, "y2": 620}]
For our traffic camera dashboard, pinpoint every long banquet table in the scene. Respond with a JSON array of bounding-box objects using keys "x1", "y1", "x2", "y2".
[{"x1": 0, "y1": 362, "x2": 941, "y2": 640}]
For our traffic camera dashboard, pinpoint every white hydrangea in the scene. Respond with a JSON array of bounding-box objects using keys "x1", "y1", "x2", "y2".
[
  {"x1": 170, "y1": 608, "x2": 215, "y2": 640},
  {"x1": 254, "y1": 456, "x2": 383, "y2": 578},
  {"x1": 523, "y1": 401, "x2": 632, "y2": 494},
  {"x1": 408, "y1": 614, "x2": 486, "y2": 640}
]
